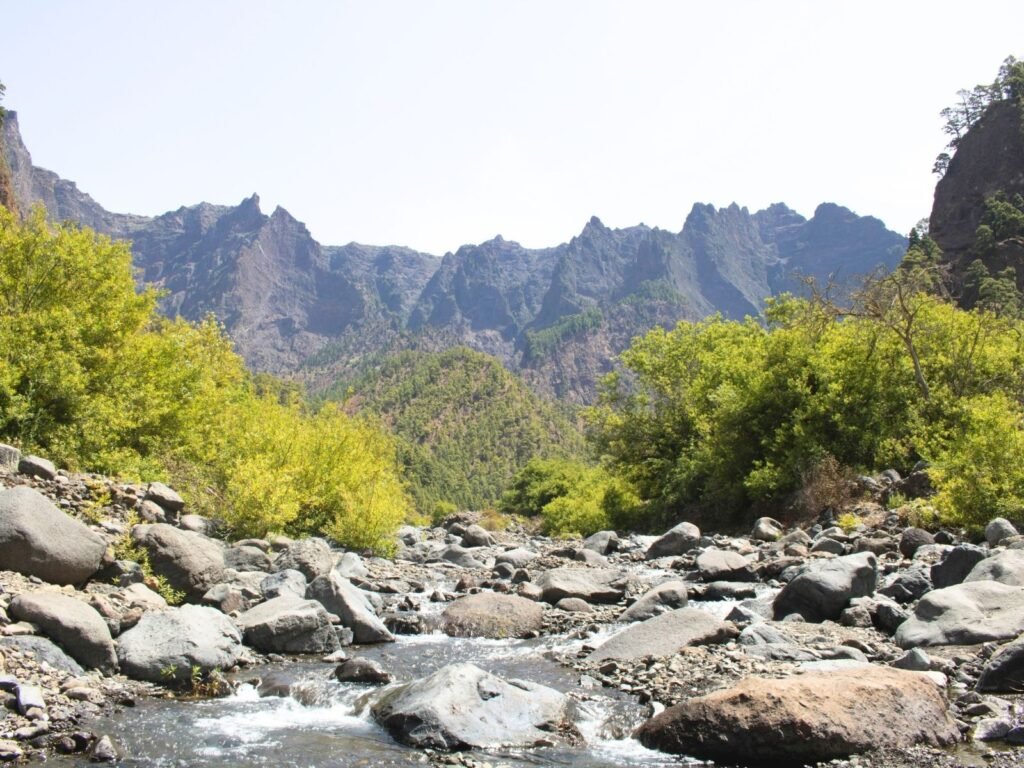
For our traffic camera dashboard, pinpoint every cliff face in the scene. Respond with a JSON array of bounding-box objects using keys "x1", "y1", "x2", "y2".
[
  {"x1": 3, "y1": 109, "x2": 907, "y2": 401},
  {"x1": 930, "y1": 99, "x2": 1024, "y2": 289}
]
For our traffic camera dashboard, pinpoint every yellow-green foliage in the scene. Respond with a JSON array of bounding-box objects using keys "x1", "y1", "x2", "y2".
[{"x1": 0, "y1": 207, "x2": 410, "y2": 554}]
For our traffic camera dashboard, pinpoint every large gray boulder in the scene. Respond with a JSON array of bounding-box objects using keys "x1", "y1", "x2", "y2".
[
  {"x1": 931, "y1": 544, "x2": 988, "y2": 589},
  {"x1": 371, "y1": 663, "x2": 573, "y2": 750},
  {"x1": 534, "y1": 567, "x2": 625, "y2": 605},
  {"x1": 441, "y1": 593, "x2": 543, "y2": 639},
  {"x1": 116, "y1": 604, "x2": 243, "y2": 683},
  {"x1": 144, "y1": 482, "x2": 185, "y2": 514},
  {"x1": 773, "y1": 552, "x2": 878, "y2": 622},
  {"x1": 132, "y1": 524, "x2": 225, "y2": 601},
  {"x1": 9, "y1": 593, "x2": 116, "y2": 673},
  {"x1": 460, "y1": 524, "x2": 495, "y2": 548},
  {"x1": 235, "y1": 596, "x2": 340, "y2": 654},
  {"x1": 751, "y1": 517, "x2": 784, "y2": 542},
  {"x1": 306, "y1": 572, "x2": 393, "y2": 644},
  {"x1": 977, "y1": 634, "x2": 1024, "y2": 692},
  {"x1": 260, "y1": 569, "x2": 307, "y2": 600},
  {"x1": 986, "y1": 517, "x2": 1019, "y2": 547},
  {"x1": 696, "y1": 548, "x2": 755, "y2": 582},
  {"x1": 589, "y1": 608, "x2": 734, "y2": 661},
  {"x1": 272, "y1": 538, "x2": 334, "y2": 582},
  {"x1": 223, "y1": 545, "x2": 272, "y2": 573},
  {"x1": 895, "y1": 581, "x2": 1024, "y2": 648},
  {"x1": 964, "y1": 549, "x2": 1024, "y2": 586},
  {"x1": 18, "y1": 455, "x2": 56, "y2": 480},
  {"x1": 582, "y1": 530, "x2": 620, "y2": 555},
  {"x1": 494, "y1": 548, "x2": 537, "y2": 569},
  {"x1": 619, "y1": 581, "x2": 688, "y2": 623},
  {"x1": 439, "y1": 543, "x2": 486, "y2": 569},
  {"x1": 636, "y1": 667, "x2": 958, "y2": 763},
  {"x1": 0, "y1": 486, "x2": 106, "y2": 585},
  {"x1": 645, "y1": 522, "x2": 701, "y2": 560}
]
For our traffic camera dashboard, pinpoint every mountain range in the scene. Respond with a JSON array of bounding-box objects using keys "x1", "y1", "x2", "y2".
[{"x1": 1, "y1": 110, "x2": 907, "y2": 402}]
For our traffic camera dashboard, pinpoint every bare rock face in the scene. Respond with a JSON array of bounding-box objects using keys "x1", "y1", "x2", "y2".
[
  {"x1": 636, "y1": 666, "x2": 960, "y2": 763},
  {"x1": 0, "y1": 487, "x2": 106, "y2": 585},
  {"x1": 441, "y1": 593, "x2": 543, "y2": 639}
]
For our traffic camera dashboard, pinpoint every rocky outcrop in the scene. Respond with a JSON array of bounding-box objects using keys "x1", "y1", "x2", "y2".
[
  {"x1": 636, "y1": 667, "x2": 959, "y2": 763},
  {"x1": 370, "y1": 663, "x2": 573, "y2": 750},
  {"x1": 0, "y1": 486, "x2": 106, "y2": 585}
]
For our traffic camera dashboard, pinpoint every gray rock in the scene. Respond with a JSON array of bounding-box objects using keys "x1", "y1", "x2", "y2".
[
  {"x1": 15, "y1": 684, "x2": 45, "y2": 715},
  {"x1": 235, "y1": 596, "x2": 341, "y2": 654},
  {"x1": 137, "y1": 500, "x2": 167, "y2": 523},
  {"x1": 371, "y1": 663, "x2": 572, "y2": 750},
  {"x1": 335, "y1": 658, "x2": 392, "y2": 684},
  {"x1": 555, "y1": 597, "x2": 592, "y2": 612},
  {"x1": 535, "y1": 567, "x2": 625, "y2": 605},
  {"x1": 179, "y1": 514, "x2": 214, "y2": 535},
  {"x1": 773, "y1": 552, "x2": 878, "y2": 622},
  {"x1": 573, "y1": 548, "x2": 608, "y2": 566},
  {"x1": 144, "y1": 482, "x2": 185, "y2": 513},
  {"x1": 645, "y1": 522, "x2": 701, "y2": 560},
  {"x1": 751, "y1": 517, "x2": 783, "y2": 542},
  {"x1": 701, "y1": 581, "x2": 758, "y2": 601},
  {"x1": 17, "y1": 455, "x2": 56, "y2": 480},
  {"x1": 974, "y1": 717, "x2": 1012, "y2": 741},
  {"x1": 9, "y1": 593, "x2": 117, "y2": 673},
  {"x1": 224, "y1": 545, "x2": 273, "y2": 573},
  {"x1": 589, "y1": 608, "x2": 735, "y2": 661},
  {"x1": 273, "y1": 537, "x2": 334, "y2": 581},
  {"x1": 878, "y1": 563, "x2": 932, "y2": 604},
  {"x1": 619, "y1": 581, "x2": 688, "y2": 622},
  {"x1": 738, "y1": 624, "x2": 792, "y2": 646},
  {"x1": 0, "y1": 636, "x2": 83, "y2": 675},
  {"x1": 977, "y1": 634, "x2": 1024, "y2": 692},
  {"x1": 0, "y1": 443, "x2": 20, "y2": 472},
  {"x1": 439, "y1": 543, "x2": 486, "y2": 569},
  {"x1": 895, "y1": 581, "x2": 1024, "y2": 648},
  {"x1": 931, "y1": 544, "x2": 988, "y2": 589},
  {"x1": 307, "y1": 572, "x2": 394, "y2": 644},
  {"x1": 636, "y1": 666, "x2": 959, "y2": 763},
  {"x1": 892, "y1": 648, "x2": 932, "y2": 671},
  {"x1": 132, "y1": 523, "x2": 225, "y2": 601},
  {"x1": 986, "y1": 517, "x2": 1019, "y2": 547},
  {"x1": 201, "y1": 583, "x2": 248, "y2": 614},
  {"x1": 0, "y1": 486, "x2": 106, "y2": 585},
  {"x1": 900, "y1": 527, "x2": 935, "y2": 558},
  {"x1": 696, "y1": 548, "x2": 755, "y2": 582},
  {"x1": 116, "y1": 604, "x2": 243, "y2": 683},
  {"x1": 582, "y1": 530, "x2": 620, "y2": 554},
  {"x1": 442, "y1": 593, "x2": 544, "y2": 638},
  {"x1": 90, "y1": 735, "x2": 118, "y2": 762},
  {"x1": 494, "y1": 548, "x2": 537, "y2": 568},
  {"x1": 336, "y1": 552, "x2": 368, "y2": 580},
  {"x1": 810, "y1": 537, "x2": 846, "y2": 555},
  {"x1": 260, "y1": 569, "x2": 307, "y2": 600},
  {"x1": 461, "y1": 524, "x2": 495, "y2": 548},
  {"x1": 965, "y1": 549, "x2": 1024, "y2": 586}
]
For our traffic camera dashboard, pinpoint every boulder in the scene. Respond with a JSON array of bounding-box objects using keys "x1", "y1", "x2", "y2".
[
  {"x1": 773, "y1": 552, "x2": 878, "y2": 622},
  {"x1": 336, "y1": 552, "x2": 369, "y2": 580},
  {"x1": 460, "y1": 524, "x2": 495, "y2": 548},
  {"x1": 582, "y1": 530, "x2": 620, "y2": 554},
  {"x1": 931, "y1": 544, "x2": 988, "y2": 589},
  {"x1": 900, "y1": 527, "x2": 935, "y2": 558},
  {"x1": 751, "y1": 517, "x2": 784, "y2": 542},
  {"x1": 895, "y1": 581, "x2": 1024, "y2": 648},
  {"x1": 116, "y1": 604, "x2": 243, "y2": 683},
  {"x1": 441, "y1": 593, "x2": 543, "y2": 639},
  {"x1": 307, "y1": 572, "x2": 393, "y2": 644},
  {"x1": 878, "y1": 564, "x2": 932, "y2": 604},
  {"x1": 701, "y1": 581, "x2": 758, "y2": 601},
  {"x1": 645, "y1": 522, "x2": 700, "y2": 560},
  {"x1": 635, "y1": 666, "x2": 959, "y2": 763},
  {"x1": 371, "y1": 663, "x2": 573, "y2": 750},
  {"x1": 17, "y1": 455, "x2": 56, "y2": 480},
  {"x1": 439, "y1": 543, "x2": 486, "y2": 569},
  {"x1": 619, "y1": 581, "x2": 688, "y2": 622},
  {"x1": 272, "y1": 537, "x2": 334, "y2": 582},
  {"x1": 573, "y1": 548, "x2": 608, "y2": 566},
  {"x1": 494, "y1": 548, "x2": 536, "y2": 569},
  {"x1": 964, "y1": 549, "x2": 1024, "y2": 586},
  {"x1": 977, "y1": 634, "x2": 1024, "y2": 692},
  {"x1": 132, "y1": 524, "x2": 225, "y2": 601},
  {"x1": 555, "y1": 597, "x2": 592, "y2": 612},
  {"x1": 223, "y1": 545, "x2": 273, "y2": 573},
  {"x1": 0, "y1": 486, "x2": 106, "y2": 585},
  {"x1": 260, "y1": 569, "x2": 307, "y2": 600},
  {"x1": 696, "y1": 548, "x2": 755, "y2": 582},
  {"x1": 0, "y1": 636, "x2": 84, "y2": 675},
  {"x1": 9, "y1": 593, "x2": 117, "y2": 673},
  {"x1": 986, "y1": 518, "x2": 1019, "y2": 547},
  {"x1": 810, "y1": 537, "x2": 846, "y2": 555},
  {"x1": 534, "y1": 567, "x2": 625, "y2": 605},
  {"x1": 179, "y1": 514, "x2": 214, "y2": 535},
  {"x1": 334, "y1": 658, "x2": 392, "y2": 685},
  {"x1": 589, "y1": 608, "x2": 734, "y2": 661},
  {"x1": 144, "y1": 482, "x2": 185, "y2": 514},
  {"x1": 235, "y1": 596, "x2": 341, "y2": 654},
  {"x1": 0, "y1": 443, "x2": 20, "y2": 472}
]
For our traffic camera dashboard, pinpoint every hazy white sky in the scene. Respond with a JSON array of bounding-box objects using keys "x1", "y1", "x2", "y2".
[{"x1": 2, "y1": 1, "x2": 1022, "y2": 254}]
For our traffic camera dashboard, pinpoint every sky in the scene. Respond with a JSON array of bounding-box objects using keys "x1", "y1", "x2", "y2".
[{"x1": 2, "y1": 1, "x2": 1023, "y2": 255}]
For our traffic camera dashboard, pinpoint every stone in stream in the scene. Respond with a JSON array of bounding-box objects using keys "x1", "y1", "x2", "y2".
[
  {"x1": 772, "y1": 551, "x2": 878, "y2": 622},
  {"x1": 619, "y1": 581, "x2": 688, "y2": 623},
  {"x1": 235, "y1": 596, "x2": 340, "y2": 655},
  {"x1": 695, "y1": 548, "x2": 755, "y2": 582},
  {"x1": 9, "y1": 593, "x2": 117, "y2": 674},
  {"x1": 895, "y1": 581, "x2": 1024, "y2": 648},
  {"x1": 334, "y1": 658, "x2": 392, "y2": 685},
  {"x1": 930, "y1": 544, "x2": 988, "y2": 588},
  {"x1": 635, "y1": 666, "x2": 959, "y2": 763},
  {"x1": 964, "y1": 549, "x2": 1024, "y2": 586},
  {"x1": 441, "y1": 593, "x2": 544, "y2": 638},
  {"x1": 272, "y1": 537, "x2": 334, "y2": 582},
  {"x1": 494, "y1": 548, "x2": 537, "y2": 569},
  {"x1": 0, "y1": 486, "x2": 106, "y2": 585},
  {"x1": 588, "y1": 608, "x2": 735, "y2": 662},
  {"x1": 307, "y1": 572, "x2": 394, "y2": 644},
  {"x1": 977, "y1": 634, "x2": 1024, "y2": 692},
  {"x1": 644, "y1": 522, "x2": 701, "y2": 560},
  {"x1": 370, "y1": 662, "x2": 575, "y2": 750},
  {"x1": 117, "y1": 604, "x2": 244, "y2": 683},
  {"x1": 132, "y1": 523, "x2": 226, "y2": 602},
  {"x1": 534, "y1": 567, "x2": 626, "y2": 605},
  {"x1": 439, "y1": 543, "x2": 486, "y2": 569}
]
